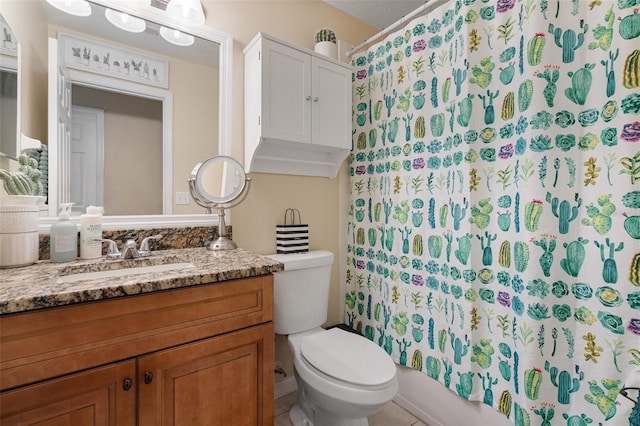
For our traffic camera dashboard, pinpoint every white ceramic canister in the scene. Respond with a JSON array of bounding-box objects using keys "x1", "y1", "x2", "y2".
[{"x1": 0, "y1": 195, "x2": 40, "y2": 268}]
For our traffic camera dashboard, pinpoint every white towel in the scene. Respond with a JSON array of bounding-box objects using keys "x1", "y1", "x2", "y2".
[{"x1": 20, "y1": 134, "x2": 41, "y2": 153}]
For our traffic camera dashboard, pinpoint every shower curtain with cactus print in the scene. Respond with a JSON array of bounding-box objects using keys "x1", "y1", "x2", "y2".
[{"x1": 345, "y1": 0, "x2": 640, "y2": 424}]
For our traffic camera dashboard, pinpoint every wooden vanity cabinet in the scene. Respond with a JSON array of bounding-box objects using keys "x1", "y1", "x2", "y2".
[
  {"x1": 0, "y1": 360, "x2": 136, "y2": 425},
  {"x1": 0, "y1": 275, "x2": 274, "y2": 425}
]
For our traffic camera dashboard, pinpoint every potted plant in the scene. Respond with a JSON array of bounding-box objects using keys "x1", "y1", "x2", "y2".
[
  {"x1": 0, "y1": 154, "x2": 45, "y2": 268},
  {"x1": 314, "y1": 28, "x2": 337, "y2": 59}
]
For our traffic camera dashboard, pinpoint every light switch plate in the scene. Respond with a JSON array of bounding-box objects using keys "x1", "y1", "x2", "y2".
[{"x1": 175, "y1": 192, "x2": 190, "y2": 205}]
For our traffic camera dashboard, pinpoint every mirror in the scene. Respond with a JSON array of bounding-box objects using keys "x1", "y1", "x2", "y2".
[
  {"x1": 189, "y1": 156, "x2": 251, "y2": 250},
  {"x1": 193, "y1": 155, "x2": 248, "y2": 204},
  {"x1": 0, "y1": 13, "x2": 20, "y2": 160},
  {"x1": 35, "y1": 0, "x2": 232, "y2": 226}
]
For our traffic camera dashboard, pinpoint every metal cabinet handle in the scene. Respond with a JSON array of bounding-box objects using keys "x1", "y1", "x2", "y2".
[
  {"x1": 123, "y1": 377, "x2": 132, "y2": 391},
  {"x1": 144, "y1": 371, "x2": 153, "y2": 384},
  {"x1": 313, "y1": 97, "x2": 319, "y2": 102},
  {"x1": 306, "y1": 95, "x2": 311, "y2": 101}
]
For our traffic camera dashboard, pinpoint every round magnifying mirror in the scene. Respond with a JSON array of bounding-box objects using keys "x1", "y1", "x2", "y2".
[
  {"x1": 188, "y1": 155, "x2": 251, "y2": 251},
  {"x1": 191, "y1": 155, "x2": 247, "y2": 205}
]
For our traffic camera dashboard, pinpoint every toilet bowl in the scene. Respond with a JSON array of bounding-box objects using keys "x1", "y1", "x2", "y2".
[{"x1": 267, "y1": 251, "x2": 398, "y2": 426}]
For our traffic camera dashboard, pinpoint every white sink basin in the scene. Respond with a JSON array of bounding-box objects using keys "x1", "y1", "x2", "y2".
[{"x1": 56, "y1": 262, "x2": 197, "y2": 284}]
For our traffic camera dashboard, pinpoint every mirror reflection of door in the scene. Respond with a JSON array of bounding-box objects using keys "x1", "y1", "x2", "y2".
[
  {"x1": 70, "y1": 105, "x2": 103, "y2": 213},
  {"x1": 71, "y1": 85, "x2": 163, "y2": 215},
  {"x1": 0, "y1": 69, "x2": 17, "y2": 157}
]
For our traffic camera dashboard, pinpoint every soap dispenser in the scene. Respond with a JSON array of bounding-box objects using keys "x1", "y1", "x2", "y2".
[
  {"x1": 80, "y1": 205, "x2": 104, "y2": 259},
  {"x1": 50, "y1": 203, "x2": 78, "y2": 263}
]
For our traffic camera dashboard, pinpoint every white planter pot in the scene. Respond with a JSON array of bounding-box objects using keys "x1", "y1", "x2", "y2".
[
  {"x1": 314, "y1": 41, "x2": 337, "y2": 59},
  {"x1": 0, "y1": 195, "x2": 40, "y2": 268}
]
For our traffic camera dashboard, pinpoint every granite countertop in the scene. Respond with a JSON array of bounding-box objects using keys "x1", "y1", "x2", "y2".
[{"x1": 0, "y1": 248, "x2": 284, "y2": 315}]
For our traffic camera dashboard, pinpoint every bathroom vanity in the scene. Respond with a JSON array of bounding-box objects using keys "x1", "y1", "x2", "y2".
[{"x1": 0, "y1": 248, "x2": 282, "y2": 425}]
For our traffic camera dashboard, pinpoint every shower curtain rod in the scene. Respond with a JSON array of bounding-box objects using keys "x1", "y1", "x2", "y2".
[{"x1": 345, "y1": 0, "x2": 448, "y2": 58}]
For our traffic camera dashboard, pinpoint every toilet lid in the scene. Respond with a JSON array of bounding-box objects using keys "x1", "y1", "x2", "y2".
[{"x1": 300, "y1": 328, "x2": 396, "y2": 387}]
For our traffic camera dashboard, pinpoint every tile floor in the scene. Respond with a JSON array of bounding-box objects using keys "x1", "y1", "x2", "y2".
[{"x1": 275, "y1": 391, "x2": 429, "y2": 426}]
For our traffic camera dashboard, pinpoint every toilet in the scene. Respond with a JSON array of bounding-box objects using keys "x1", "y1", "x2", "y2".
[{"x1": 267, "y1": 250, "x2": 398, "y2": 426}]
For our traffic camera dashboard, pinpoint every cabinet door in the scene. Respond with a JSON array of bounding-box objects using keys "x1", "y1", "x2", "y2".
[
  {"x1": 261, "y1": 39, "x2": 312, "y2": 144},
  {"x1": 138, "y1": 323, "x2": 274, "y2": 426},
  {"x1": 311, "y1": 57, "x2": 352, "y2": 149},
  {"x1": 0, "y1": 360, "x2": 136, "y2": 426}
]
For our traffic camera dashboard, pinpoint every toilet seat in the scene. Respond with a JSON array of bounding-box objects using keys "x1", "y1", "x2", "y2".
[{"x1": 300, "y1": 328, "x2": 396, "y2": 387}]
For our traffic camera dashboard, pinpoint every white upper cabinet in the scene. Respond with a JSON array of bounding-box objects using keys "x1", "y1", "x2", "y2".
[{"x1": 244, "y1": 33, "x2": 352, "y2": 178}]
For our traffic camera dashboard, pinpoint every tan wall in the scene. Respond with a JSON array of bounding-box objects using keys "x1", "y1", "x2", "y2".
[
  {"x1": 171, "y1": 58, "x2": 219, "y2": 214},
  {"x1": 203, "y1": 0, "x2": 375, "y2": 319},
  {"x1": 0, "y1": 0, "x2": 48, "y2": 172},
  {"x1": 72, "y1": 85, "x2": 163, "y2": 215},
  {"x1": 200, "y1": 0, "x2": 376, "y2": 380}
]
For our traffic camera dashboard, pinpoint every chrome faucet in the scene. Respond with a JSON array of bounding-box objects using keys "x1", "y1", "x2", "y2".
[
  {"x1": 138, "y1": 235, "x2": 163, "y2": 257},
  {"x1": 95, "y1": 234, "x2": 163, "y2": 259},
  {"x1": 120, "y1": 238, "x2": 140, "y2": 259}
]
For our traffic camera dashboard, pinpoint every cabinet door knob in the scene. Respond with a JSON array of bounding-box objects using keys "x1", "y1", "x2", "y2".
[
  {"x1": 313, "y1": 97, "x2": 319, "y2": 102},
  {"x1": 123, "y1": 378, "x2": 133, "y2": 391},
  {"x1": 144, "y1": 371, "x2": 153, "y2": 384},
  {"x1": 306, "y1": 95, "x2": 311, "y2": 101}
]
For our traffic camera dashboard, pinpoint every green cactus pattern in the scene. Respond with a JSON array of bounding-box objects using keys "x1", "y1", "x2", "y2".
[
  {"x1": 427, "y1": 235, "x2": 442, "y2": 258},
  {"x1": 456, "y1": 371, "x2": 475, "y2": 400},
  {"x1": 449, "y1": 328, "x2": 470, "y2": 365},
  {"x1": 533, "y1": 237, "x2": 557, "y2": 278},
  {"x1": 548, "y1": 20, "x2": 589, "y2": 64},
  {"x1": 426, "y1": 355, "x2": 441, "y2": 380},
  {"x1": 544, "y1": 361, "x2": 584, "y2": 404},
  {"x1": 584, "y1": 378, "x2": 621, "y2": 420},
  {"x1": 498, "y1": 240, "x2": 511, "y2": 268},
  {"x1": 527, "y1": 33, "x2": 546, "y2": 66},
  {"x1": 469, "y1": 198, "x2": 493, "y2": 230},
  {"x1": 347, "y1": 1, "x2": 638, "y2": 425},
  {"x1": 565, "y1": 63, "x2": 595, "y2": 106},
  {"x1": 523, "y1": 368, "x2": 543, "y2": 400},
  {"x1": 594, "y1": 238, "x2": 624, "y2": 284},
  {"x1": 546, "y1": 192, "x2": 582, "y2": 235},
  {"x1": 560, "y1": 237, "x2": 588, "y2": 277},
  {"x1": 517, "y1": 79, "x2": 533, "y2": 112},
  {"x1": 524, "y1": 199, "x2": 543, "y2": 232},
  {"x1": 535, "y1": 66, "x2": 560, "y2": 108},
  {"x1": 513, "y1": 241, "x2": 530, "y2": 273},
  {"x1": 581, "y1": 194, "x2": 615, "y2": 235}
]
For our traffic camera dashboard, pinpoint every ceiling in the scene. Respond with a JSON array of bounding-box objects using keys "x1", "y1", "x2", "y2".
[{"x1": 322, "y1": 0, "x2": 426, "y2": 30}]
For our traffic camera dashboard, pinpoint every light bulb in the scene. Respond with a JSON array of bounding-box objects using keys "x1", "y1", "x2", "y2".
[{"x1": 159, "y1": 26, "x2": 195, "y2": 47}]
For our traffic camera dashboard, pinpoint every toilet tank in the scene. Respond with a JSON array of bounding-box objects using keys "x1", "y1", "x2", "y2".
[{"x1": 266, "y1": 250, "x2": 334, "y2": 335}]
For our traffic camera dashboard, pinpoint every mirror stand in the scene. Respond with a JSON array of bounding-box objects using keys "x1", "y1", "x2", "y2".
[
  {"x1": 206, "y1": 195, "x2": 251, "y2": 251},
  {"x1": 188, "y1": 156, "x2": 251, "y2": 250}
]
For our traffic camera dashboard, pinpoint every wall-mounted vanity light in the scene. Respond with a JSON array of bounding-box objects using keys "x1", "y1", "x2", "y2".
[
  {"x1": 45, "y1": 0, "x2": 92, "y2": 16},
  {"x1": 104, "y1": 9, "x2": 146, "y2": 33},
  {"x1": 165, "y1": 0, "x2": 205, "y2": 27},
  {"x1": 159, "y1": 26, "x2": 195, "y2": 46}
]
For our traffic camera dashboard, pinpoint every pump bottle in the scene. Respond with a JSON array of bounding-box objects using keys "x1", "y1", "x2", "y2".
[
  {"x1": 80, "y1": 205, "x2": 104, "y2": 259},
  {"x1": 50, "y1": 203, "x2": 78, "y2": 263}
]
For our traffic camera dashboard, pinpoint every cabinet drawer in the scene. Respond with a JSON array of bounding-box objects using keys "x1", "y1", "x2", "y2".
[{"x1": 0, "y1": 275, "x2": 273, "y2": 391}]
